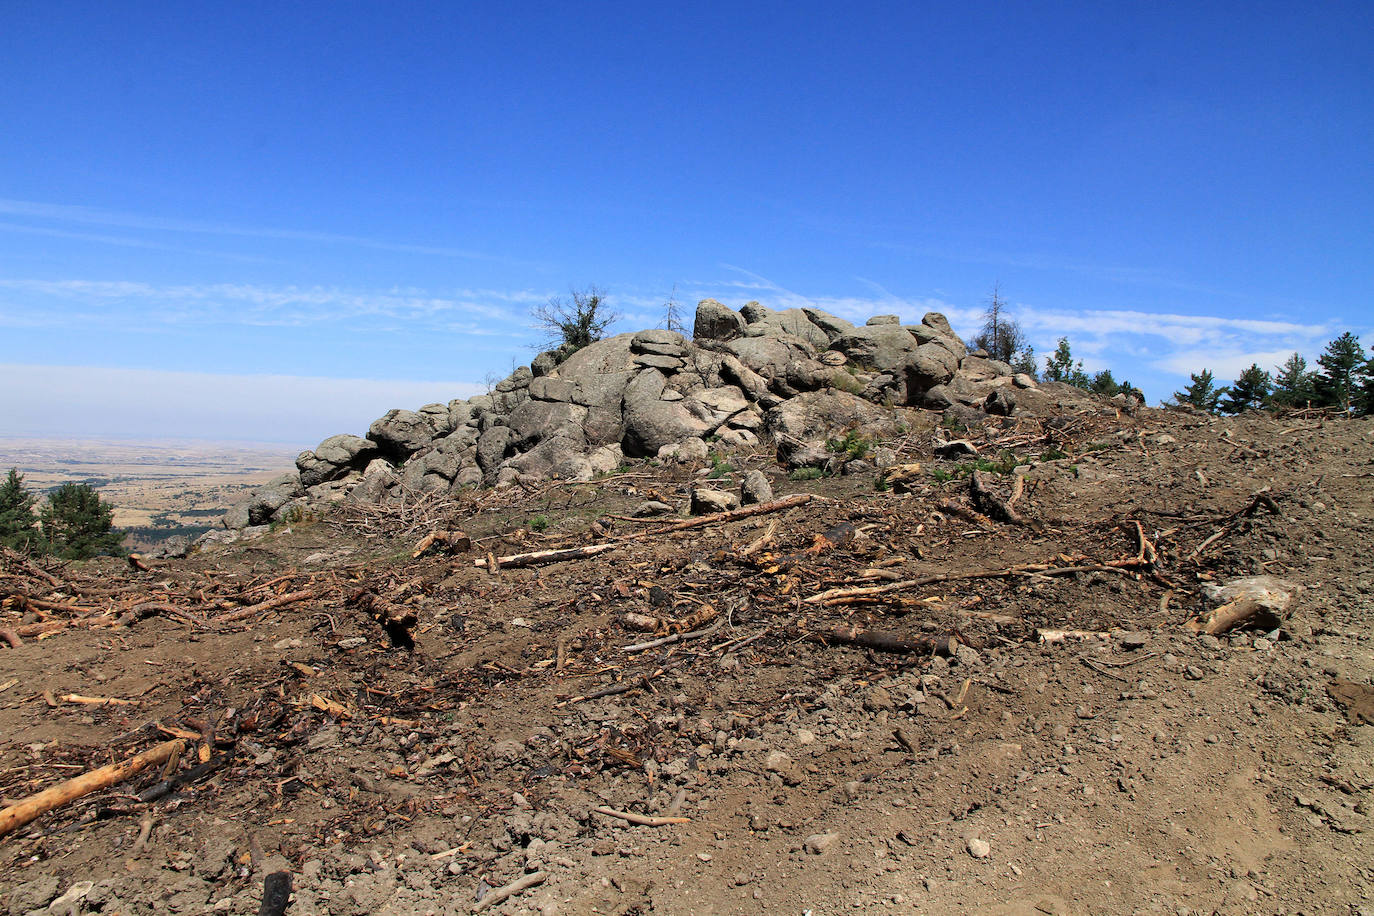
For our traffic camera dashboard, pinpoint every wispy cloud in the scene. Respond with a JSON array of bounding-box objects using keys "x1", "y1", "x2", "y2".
[
  {"x1": 0, "y1": 221, "x2": 282, "y2": 263},
  {"x1": 0, "y1": 278, "x2": 547, "y2": 332},
  {"x1": 0, "y1": 197, "x2": 527, "y2": 265}
]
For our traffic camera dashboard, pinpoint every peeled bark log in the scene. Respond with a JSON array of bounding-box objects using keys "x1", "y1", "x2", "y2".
[{"x1": 0, "y1": 739, "x2": 185, "y2": 838}]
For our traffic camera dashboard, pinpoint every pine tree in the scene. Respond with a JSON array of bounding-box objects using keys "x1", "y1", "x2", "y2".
[
  {"x1": 1358, "y1": 357, "x2": 1374, "y2": 417},
  {"x1": 39, "y1": 483, "x2": 123, "y2": 560},
  {"x1": 1173, "y1": 369, "x2": 1225, "y2": 413},
  {"x1": 0, "y1": 468, "x2": 39, "y2": 553},
  {"x1": 1270, "y1": 353, "x2": 1316, "y2": 409},
  {"x1": 1219, "y1": 364, "x2": 1272, "y2": 414},
  {"x1": 1009, "y1": 345, "x2": 1038, "y2": 379},
  {"x1": 1315, "y1": 332, "x2": 1367, "y2": 413},
  {"x1": 1089, "y1": 369, "x2": 1122, "y2": 397},
  {"x1": 967, "y1": 283, "x2": 1029, "y2": 364},
  {"x1": 1043, "y1": 337, "x2": 1089, "y2": 388}
]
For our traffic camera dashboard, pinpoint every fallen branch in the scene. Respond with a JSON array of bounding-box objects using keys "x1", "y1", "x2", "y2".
[
  {"x1": 791, "y1": 624, "x2": 958, "y2": 656},
  {"x1": 137, "y1": 754, "x2": 230, "y2": 803},
  {"x1": 0, "y1": 628, "x2": 20, "y2": 649},
  {"x1": 621, "y1": 618, "x2": 725, "y2": 652},
  {"x1": 0, "y1": 739, "x2": 185, "y2": 838},
  {"x1": 593, "y1": 805, "x2": 690, "y2": 826},
  {"x1": 805, "y1": 561, "x2": 1136, "y2": 605},
  {"x1": 412, "y1": 529, "x2": 472, "y2": 559},
  {"x1": 970, "y1": 470, "x2": 1032, "y2": 526},
  {"x1": 472, "y1": 870, "x2": 547, "y2": 913},
  {"x1": 473, "y1": 543, "x2": 617, "y2": 569},
  {"x1": 60, "y1": 693, "x2": 139, "y2": 707},
  {"x1": 210, "y1": 589, "x2": 318, "y2": 624},
  {"x1": 617, "y1": 493, "x2": 814, "y2": 541}
]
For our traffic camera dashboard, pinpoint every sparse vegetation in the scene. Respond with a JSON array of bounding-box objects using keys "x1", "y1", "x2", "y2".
[
  {"x1": 1043, "y1": 337, "x2": 1090, "y2": 388},
  {"x1": 531, "y1": 286, "x2": 621, "y2": 353},
  {"x1": 825, "y1": 430, "x2": 872, "y2": 462},
  {"x1": 39, "y1": 481, "x2": 123, "y2": 559},
  {"x1": 967, "y1": 283, "x2": 1034, "y2": 370},
  {"x1": 788, "y1": 467, "x2": 825, "y2": 481},
  {"x1": 706, "y1": 452, "x2": 735, "y2": 479}
]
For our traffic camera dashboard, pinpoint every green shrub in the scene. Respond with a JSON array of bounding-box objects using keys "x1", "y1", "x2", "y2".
[
  {"x1": 529, "y1": 514, "x2": 550, "y2": 532},
  {"x1": 825, "y1": 430, "x2": 872, "y2": 461}
]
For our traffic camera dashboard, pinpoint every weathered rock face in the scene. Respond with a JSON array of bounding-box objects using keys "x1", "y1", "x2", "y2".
[
  {"x1": 368, "y1": 410, "x2": 438, "y2": 459},
  {"x1": 215, "y1": 300, "x2": 1108, "y2": 534},
  {"x1": 296, "y1": 434, "x2": 378, "y2": 488}
]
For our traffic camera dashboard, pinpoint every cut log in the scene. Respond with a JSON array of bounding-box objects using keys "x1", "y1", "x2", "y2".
[
  {"x1": 0, "y1": 739, "x2": 185, "y2": 838},
  {"x1": 347, "y1": 589, "x2": 418, "y2": 648},
  {"x1": 1186, "y1": 575, "x2": 1296, "y2": 635},
  {"x1": 412, "y1": 529, "x2": 472, "y2": 559},
  {"x1": 473, "y1": 543, "x2": 617, "y2": 568}
]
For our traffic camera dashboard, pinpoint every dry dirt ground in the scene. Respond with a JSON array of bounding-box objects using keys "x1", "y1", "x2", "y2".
[{"x1": 2, "y1": 407, "x2": 1372, "y2": 916}]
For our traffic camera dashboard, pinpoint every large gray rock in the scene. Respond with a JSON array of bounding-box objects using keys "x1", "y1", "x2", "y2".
[
  {"x1": 742, "y1": 307, "x2": 831, "y2": 350},
  {"x1": 476, "y1": 426, "x2": 516, "y2": 475},
  {"x1": 369, "y1": 409, "x2": 438, "y2": 458},
  {"x1": 631, "y1": 329, "x2": 687, "y2": 356},
  {"x1": 448, "y1": 398, "x2": 477, "y2": 430},
  {"x1": 296, "y1": 434, "x2": 377, "y2": 487},
  {"x1": 830, "y1": 325, "x2": 920, "y2": 372},
  {"x1": 920, "y1": 311, "x2": 960, "y2": 341},
  {"x1": 741, "y1": 469, "x2": 773, "y2": 505},
  {"x1": 529, "y1": 377, "x2": 576, "y2": 403},
  {"x1": 346, "y1": 459, "x2": 398, "y2": 505},
  {"x1": 959, "y1": 355, "x2": 1012, "y2": 382},
  {"x1": 224, "y1": 473, "x2": 304, "y2": 529},
  {"x1": 504, "y1": 429, "x2": 590, "y2": 482},
  {"x1": 554, "y1": 333, "x2": 638, "y2": 409},
  {"x1": 417, "y1": 402, "x2": 455, "y2": 436},
  {"x1": 401, "y1": 433, "x2": 474, "y2": 484},
  {"x1": 507, "y1": 398, "x2": 588, "y2": 450},
  {"x1": 621, "y1": 369, "x2": 710, "y2": 457},
  {"x1": 801, "y1": 307, "x2": 857, "y2": 342},
  {"x1": 691, "y1": 488, "x2": 739, "y2": 515},
  {"x1": 719, "y1": 354, "x2": 773, "y2": 404},
  {"x1": 725, "y1": 335, "x2": 817, "y2": 379},
  {"x1": 693, "y1": 298, "x2": 746, "y2": 341},
  {"x1": 689, "y1": 386, "x2": 751, "y2": 429},
  {"x1": 900, "y1": 342, "x2": 961, "y2": 393},
  {"x1": 766, "y1": 388, "x2": 892, "y2": 438}
]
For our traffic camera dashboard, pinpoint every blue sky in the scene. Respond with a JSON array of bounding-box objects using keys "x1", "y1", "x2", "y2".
[{"x1": 2, "y1": 1, "x2": 1371, "y2": 442}]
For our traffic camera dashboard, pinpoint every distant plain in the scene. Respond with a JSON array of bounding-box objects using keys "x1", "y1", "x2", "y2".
[{"x1": 0, "y1": 437, "x2": 297, "y2": 541}]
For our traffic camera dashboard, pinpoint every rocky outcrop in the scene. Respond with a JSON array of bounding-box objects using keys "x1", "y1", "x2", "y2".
[{"x1": 217, "y1": 300, "x2": 1095, "y2": 533}]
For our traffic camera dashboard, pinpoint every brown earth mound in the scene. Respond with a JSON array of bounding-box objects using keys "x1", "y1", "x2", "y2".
[{"x1": 2, "y1": 407, "x2": 1372, "y2": 915}]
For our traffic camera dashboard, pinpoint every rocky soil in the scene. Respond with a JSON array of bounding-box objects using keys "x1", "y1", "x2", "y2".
[{"x1": 2, "y1": 405, "x2": 1373, "y2": 916}]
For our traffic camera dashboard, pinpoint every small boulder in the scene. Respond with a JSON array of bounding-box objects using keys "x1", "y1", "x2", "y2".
[
  {"x1": 691, "y1": 488, "x2": 740, "y2": 515},
  {"x1": 693, "y1": 298, "x2": 746, "y2": 341},
  {"x1": 740, "y1": 469, "x2": 773, "y2": 505}
]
